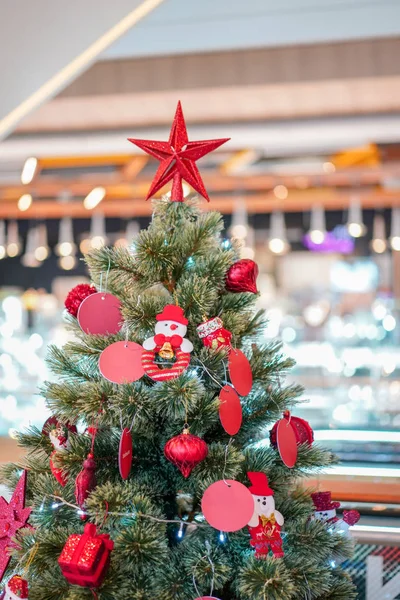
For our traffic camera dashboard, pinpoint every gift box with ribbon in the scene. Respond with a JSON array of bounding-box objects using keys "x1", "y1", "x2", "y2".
[{"x1": 58, "y1": 523, "x2": 114, "y2": 587}]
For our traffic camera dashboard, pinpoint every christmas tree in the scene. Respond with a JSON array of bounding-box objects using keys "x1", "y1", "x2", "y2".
[{"x1": 1, "y1": 103, "x2": 358, "y2": 600}]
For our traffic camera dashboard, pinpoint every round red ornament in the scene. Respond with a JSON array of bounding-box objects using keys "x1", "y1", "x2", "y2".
[
  {"x1": 164, "y1": 429, "x2": 208, "y2": 478},
  {"x1": 65, "y1": 283, "x2": 97, "y2": 318},
  {"x1": 228, "y1": 349, "x2": 252, "y2": 396},
  {"x1": 219, "y1": 385, "x2": 242, "y2": 435},
  {"x1": 78, "y1": 292, "x2": 122, "y2": 335},
  {"x1": 201, "y1": 479, "x2": 254, "y2": 532},
  {"x1": 99, "y1": 341, "x2": 144, "y2": 384},
  {"x1": 119, "y1": 428, "x2": 133, "y2": 480},
  {"x1": 276, "y1": 417, "x2": 298, "y2": 468},
  {"x1": 226, "y1": 259, "x2": 258, "y2": 294},
  {"x1": 270, "y1": 411, "x2": 314, "y2": 449}
]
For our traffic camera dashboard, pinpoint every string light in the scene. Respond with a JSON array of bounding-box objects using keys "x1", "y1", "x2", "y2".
[
  {"x1": 177, "y1": 522, "x2": 185, "y2": 539},
  {"x1": 21, "y1": 157, "x2": 38, "y2": 184},
  {"x1": 218, "y1": 531, "x2": 226, "y2": 543}
]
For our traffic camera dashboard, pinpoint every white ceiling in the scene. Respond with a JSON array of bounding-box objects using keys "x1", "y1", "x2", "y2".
[{"x1": 103, "y1": 0, "x2": 400, "y2": 59}]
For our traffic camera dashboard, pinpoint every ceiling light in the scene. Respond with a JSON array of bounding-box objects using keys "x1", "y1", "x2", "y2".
[
  {"x1": 21, "y1": 226, "x2": 41, "y2": 267},
  {"x1": 34, "y1": 223, "x2": 50, "y2": 261},
  {"x1": 6, "y1": 221, "x2": 21, "y2": 257},
  {"x1": 390, "y1": 208, "x2": 400, "y2": 251},
  {"x1": 21, "y1": 157, "x2": 38, "y2": 184},
  {"x1": 83, "y1": 187, "x2": 106, "y2": 210},
  {"x1": 322, "y1": 161, "x2": 336, "y2": 174},
  {"x1": 0, "y1": 221, "x2": 5, "y2": 259},
  {"x1": 347, "y1": 197, "x2": 366, "y2": 237},
  {"x1": 56, "y1": 217, "x2": 76, "y2": 256},
  {"x1": 18, "y1": 193, "x2": 32, "y2": 212},
  {"x1": 59, "y1": 255, "x2": 77, "y2": 270},
  {"x1": 308, "y1": 205, "x2": 326, "y2": 245},
  {"x1": 89, "y1": 213, "x2": 107, "y2": 248},
  {"x1": 273, "y1": 185, "x2": 288, "y2": 200},
  {"x1": 80, "y1": 237, "x2": 91, "y2": 254},
  {"x1": 268, "y1": 211, "x2": 290, "y2": 255},
  {"x1": 370, "y1": 214, "x2": 387, "y2": 254}
]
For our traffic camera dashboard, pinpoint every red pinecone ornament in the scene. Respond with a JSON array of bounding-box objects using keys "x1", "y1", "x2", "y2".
[
  {"x1": 164, "y1": 429, "x2": 208, "y2": 478},
  {"x1": 270, "y1": 411, "x2": 314, "y2": 448},
  {"x1": 65, "y1": 284, "x2": 97, "y2": 317},
  {"x1": 75, "y1": 453, "x2": 97, "y2": 516},
  {"x1": 226, "y1": 259, "x2": 258, "y2": 294}
]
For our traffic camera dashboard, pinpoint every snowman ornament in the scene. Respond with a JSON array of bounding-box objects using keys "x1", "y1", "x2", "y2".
[
  {"x1": 3, "y1": 575, "x2": 29, "y2": 600},
  {"x1": 311, "y1": 491, "x2": 360, "y2": 537},
  {"x1": 247, "y1": 472, "x2": 285, "y2": 559},
  {"x1": 142, "y1": 305, "x2": 193, "y2": 382}
]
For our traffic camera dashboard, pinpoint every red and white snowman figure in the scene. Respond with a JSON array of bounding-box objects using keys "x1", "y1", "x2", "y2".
[
  {"x1": 143, "y1": 305, "x2": 193, "y2": 358},
  {"x1": 2, "y1": 575, "x2": 29, "y2": 600},
  {"x1": 247, "y1": 472, "x2": 285, "y2": 559},
  {"x1": 311, "y1": 491, "x2": 360, "y2": 537}
]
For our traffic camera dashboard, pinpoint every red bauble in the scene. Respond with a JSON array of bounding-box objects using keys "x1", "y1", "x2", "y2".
[
  {"x1": 226, "y1": 259, "x2": 258, "y2": 294},
  {"x1": 4, "y1": 575, "x2": 29, "y2": 599},
  {"x1": 75, "y1": 453, "x2": 97, "y2": 515},
  {"x1": 58, "y1": 523, "x2": 114, "y2": 587},
  {"x1": 164, "y1": 429, "x2": 208, "y2": 478},
  {"x1": 65, "y1": 284, "x2": 97, "y2": 317},
  {"x1": 269, "y1": 411, "x2": 314, "y2": 448}
]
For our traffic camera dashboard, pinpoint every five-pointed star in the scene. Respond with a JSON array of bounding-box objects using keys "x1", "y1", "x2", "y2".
[
  {"x1": 128, "y1": 101, "x2": 229, "y2": 201},
  {"x1": 0, "y1": 470, "x2": 33, "y2": 582}
]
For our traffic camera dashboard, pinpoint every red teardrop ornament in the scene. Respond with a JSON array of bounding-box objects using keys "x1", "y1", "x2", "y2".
[
  {"x1": 276, "y1": 418, "x2": 298, "y2": 468},
  {"x1": 75, "y1": 453, "x2": 97, "y2": 515},
  {"x1": 228, "y1": 349, "x2": 252, "y2": 396},
  {"x1": 226, "y1": 259, "x2": 258, "y2": 294},
  {"x1": 164, "y1": 430, "x2": 208, "y2": 478},
  {"x1": 219, "y1": 385, "x2": 242, "y2": 435}
]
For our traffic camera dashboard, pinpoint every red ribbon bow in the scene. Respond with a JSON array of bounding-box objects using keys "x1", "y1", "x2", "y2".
[{"x1": 154, "y1": 333, "x2": 183, "y2": 348}]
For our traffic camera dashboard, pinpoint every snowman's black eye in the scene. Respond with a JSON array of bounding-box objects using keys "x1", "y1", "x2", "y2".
[
  {"x1": 164, "y1": 323, "x2": 168, "y2": 327},
  {"x1": 257, "y1": 499, "x2": 260, "y2": 502},
  {"x1": 263, "y1": 497, "x2": 266, "y2": 500}
]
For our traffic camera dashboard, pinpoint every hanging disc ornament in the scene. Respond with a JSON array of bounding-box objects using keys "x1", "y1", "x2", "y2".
[
  {"x1": 119, "y1": 428, "x2": 133, "y2": 480},
  {"x1": 99, "y1": 341, "x2": 144, "y2": 384},
  {"x1": 194, "y1": 598, "x2": 222, "y2": 600},
  {"x1": 219, "y1": 385, "x2": 242, "y2": 435},
  {"x1": 226, "y1": 259, "x2": 258, "y2": 294},
  {"x1": 270, "y1": 411, "x2": 314, "y2": 449},
  {"x1": 276, "y1": 417, "x2": 298, "y2": 468},
  {"x1": 164, "y1": 428, "x2": 208, "y2": 478},
  {"x1": 78, "y1": 292, "x2": 122, "y2": 335},
  {"x1": 228, "y1": 349, "x2": 252, "y2": 396},
  {"x1": 202, "y1": 479, "x2": 254, "y2": 532}
]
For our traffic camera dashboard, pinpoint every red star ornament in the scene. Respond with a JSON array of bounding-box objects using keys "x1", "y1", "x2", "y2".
[
  {"x1": 128, "y1": 101, "x2": 229, "y2": 202},
  {"x1": 0, "y1": 470, "x2": 33, "y2": 582}
]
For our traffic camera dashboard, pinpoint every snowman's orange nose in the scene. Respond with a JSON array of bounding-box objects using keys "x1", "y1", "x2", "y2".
[{"x1": 170, "y1": 324, "x2": 178, "y2": 330}]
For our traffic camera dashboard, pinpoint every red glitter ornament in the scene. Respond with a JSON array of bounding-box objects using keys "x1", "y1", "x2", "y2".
[
  {"x1": 58, "y1": 523, "x2": 114, "y2": 587},
  {"x1": 0, "y1": 471, "x2": 33, "y2": 582},
  {"x1": 75, "y1": 453, "x2": 97, "y2": 516},
  {"x1": 226, "y1": 259, "x2": 258, "y2": 294},
  {"x1": 269, "y1": 411, "x2": 314, "y2": 449},
  {"x1": 64, "y1": 284, "x2": 96, "y2": 317},
  {"x1": 129, "y1": 102, "x2": 229, "y2": 202},
  {"x1": 4, "y1": 575, "x2": 29, "y2": 599},
  {"x1": 164, "y1": 429, "x2": 208, "y2": 478},
  {"x1": 197, "y1": 316, "x2": 232, "y2": 351}
]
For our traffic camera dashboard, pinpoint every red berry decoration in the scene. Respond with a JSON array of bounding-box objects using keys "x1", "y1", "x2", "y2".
[
  {"x1": 164, "y1": 428, "x2": 208, "y2": 478},
  {"x1": 226, "y1": 259, "x2": 258, "y2": 294},
  {"x1": 269, "y1": 411, "x2": 314, "y2": 448},
  {"x1": 65, "y1": 284, "x2": 97, "y2": 317}
]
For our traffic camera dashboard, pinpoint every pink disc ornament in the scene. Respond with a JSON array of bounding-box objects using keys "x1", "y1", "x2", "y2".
[
  {"x1": 219, "y1": 385, "x2": 242, "y2": 435},
  {"x1": 78, "y1": 292, "x2": 122, "y2": 335},
  {"x1": 276, "y1": 417, "x2": 298, "y2": 468},
  {"x1": 228, "y1": 349, "x2": 252, "y2": 396},
  {"x1": 201, "y1": 479, "x2": 254, "y2": 532},
  {"x1": 99, "y1": 341, "x2": 144, "y2": 384},
  {"x1": 119, "y1": 428, "x2": 133, "y2": 480},
  {"x1": 194, "y1": 597, "x2": 222, "y2": 600}
]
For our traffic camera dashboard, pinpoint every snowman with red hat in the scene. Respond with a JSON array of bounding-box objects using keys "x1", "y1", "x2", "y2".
[
  {"x1": 2, "y1": 576, "x2": 29, "y2": 600},
  {"x1": 143, "y1": 304, "x2": 193, "y2": 359},
  {"x1": 311, "y1": 491, "x2": 360, "y2": 537},
  {"x1": 247, "y1": 472, "x2": 285, "y2": 559}
]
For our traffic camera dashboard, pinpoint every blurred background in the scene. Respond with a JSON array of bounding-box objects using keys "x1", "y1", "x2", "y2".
[{"x1": 1, "y1": 2, "x2": 400, "y2": 593}]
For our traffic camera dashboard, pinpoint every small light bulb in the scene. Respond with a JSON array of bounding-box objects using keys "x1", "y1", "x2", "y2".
[
  {"x1": 273, "y1": 185, "x2": 288, "y2": 200},
  {"x1": 219, "y1": 531, "x2": 226, "y2": 543},
  {"x1": 0, "y1": 246, "x2": 5, "y2": 260},
  {"x1": 18, "y1": 193, "x2": 32, "y2": 212},
  {"x1": 7, "y1": 242, "x2": 20, "y2": 257},
  {"x1": 83, "y1": 186, "x2": 106, "y2": 210},
  {"x1": 34, "y1": 246, "x2": 49, "y2": 261},
  {"x1": 371, "y1": 238, "x2": 387, "y2": 254},
  {"x1": 268, "y1": 238, "x2": 289, "y2": 255},
  {"x1": 58, "y1": 241, "x2": 74, "y2": 257},
  {"x1": 21, "y1": 157, "x2": 38, "y2": 184},
  {"x1": 347, "y1": 222, "x2": 365, "y2": 238},
  {"x1": 390, "y1": 236, "x2": 400, "y2": 251},
  {"x1": 59, "y1": 255, "x2": 76, "y2": 270},
  {"x1": 309, "y1": 230, "x2": 325, "y2": 244},
  {"x1": 90, "y1": 235, "x2": 105, "y2": 249}
]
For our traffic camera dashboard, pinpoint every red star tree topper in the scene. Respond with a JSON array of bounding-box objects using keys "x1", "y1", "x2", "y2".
[
  {"x1": 128, "y1": 101, "x2": 229, "y2": 202},
  {"x1": 0, "y1": 470, "x2": 33, "y2": 582}
]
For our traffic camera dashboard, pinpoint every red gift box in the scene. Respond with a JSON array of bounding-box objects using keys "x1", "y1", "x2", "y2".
[{"x1": 58, "y1": 523, "x2": 114, "y2": 587}]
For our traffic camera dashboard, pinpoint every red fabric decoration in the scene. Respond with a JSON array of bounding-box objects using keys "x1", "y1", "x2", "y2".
[
  {"x1": 4, "y1": 575, "x2": 29, "y2": 599},
  {"x1": 226, "y1": 259, "x2": 258, "y2": 294},
  {"x1": 75, "y1": 453, "x2": 97, "y2": 516},
  {"x1": 128, "y1": 101, "x2": 229, "y2": 202},
  {"x1": 164, "y1": 429, "x2": 208, "y2": 477},
  {"x1": 153, "y1": 333, "x2": 183, "y2": 348},
  {"x1": 64, "y1": 284, "x2": 96, "y2": 317},
  {"x1": 50, "y1": 451, "x2": 67, "y2": 487},
  {"x1": 58, "y1": 523, "x2": 114, "y2": 587},
  {"x1": 0, "y1": 471, "x2": 33, "y2": 582},
  {"x1": 142, "y1": 348, "x2": 190, "y2": 382},
  {"x1": 156, "y1": 304, "x2": 188, "y2": 325},
  {"x1": 270, "y1": 411, "x2": 314, "y2": 448},
  {"x1": 197, "y1": 317, "x2": 232, "y2": 350}
]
